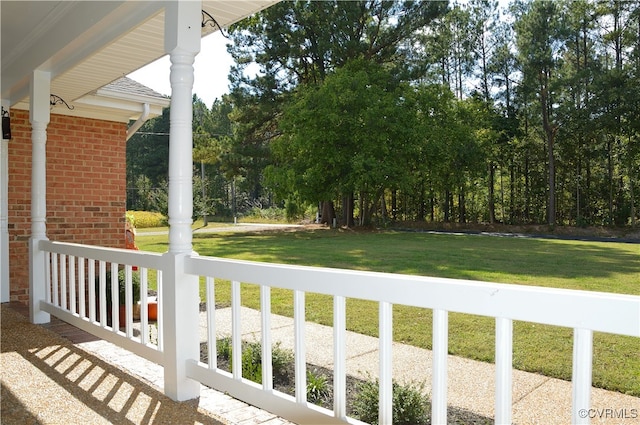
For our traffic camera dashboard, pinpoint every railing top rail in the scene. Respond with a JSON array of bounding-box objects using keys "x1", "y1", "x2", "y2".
[
  {"x1": 186, "y1": 255, "x2": 640, "y2": 337},
  {"x1": 39, "y1": 240, "x2": 165, "y2": 270}
]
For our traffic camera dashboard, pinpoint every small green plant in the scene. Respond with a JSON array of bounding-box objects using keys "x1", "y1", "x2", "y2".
[
  {"x1": 271, "y1": 341, "x2": 293, "y2": 375},
  {"x1": 217, "y1": 336, "x2": 232, "y2": 360},
  {"x1": 352, "y1": 378, "x2": 429, "y2": 425},
  {"x1": 242, "y1": 341, "x2": 263, "y2": 383},
  {"x1": 216, "y1": 338, "x2": 293, "y2": 385},
  {"x1": 306, "y1": 369, "x2": 331, "y2": 403},
  {"x1": 103, "y1": 269, "x2": 141, "y2": 305}
]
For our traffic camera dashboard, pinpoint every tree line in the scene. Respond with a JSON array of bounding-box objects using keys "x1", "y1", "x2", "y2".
[{"x1": 127, "y1": 0, "x2": 640, "y2": 228}]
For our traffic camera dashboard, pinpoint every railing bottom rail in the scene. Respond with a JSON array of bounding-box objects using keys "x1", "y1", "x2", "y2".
[
  {"x1": 40, "y1": 302, "x2": 164, "y2": 365},
  {"x1": 185, "y1": 361, "x2": 365, "y2": 425}
]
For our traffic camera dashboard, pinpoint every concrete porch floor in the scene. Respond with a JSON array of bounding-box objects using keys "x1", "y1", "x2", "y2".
[{"x1": 1, "y1": 303, "x2": 292, "y2": 425}]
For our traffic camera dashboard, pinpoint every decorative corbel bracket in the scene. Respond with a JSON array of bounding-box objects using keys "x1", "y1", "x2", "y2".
[
  {"x1": 202, "y1": 9, "x2": 230, "y2": 39},
  {"x1": 50, "y1": 94, "x2": 74, "y2": 110}
]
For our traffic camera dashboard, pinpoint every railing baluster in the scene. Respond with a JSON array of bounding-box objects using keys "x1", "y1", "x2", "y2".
[
  {"x1": 572, "y1": 328, "x2": 593, "y2": 425},
  {"x1": 261, "y1": 285, "x2": 273, "y2": 391},
  {"x1": 294, "y1": 290, "x2": 306, "y2": 403},
  {"x1": 44, "y1": 251, "x2": 51, "y2": 303},
  {"x1": 140, "y1": 267, "x2": 148, "y2": 344},
  {"x1": 231, "y1": 280, "x2": 242, "y2": 380},
  {"x1": 333, "y1": 295, "x2": 346, "y2": 420},
  {"x1": 110, "y1": 263, "x2": 119, "y2": 331},
  {"x1": 432, "y1": 309, "x2": 448, "y2": 424},
  {"x1": 124, "y1": 265, "x2": 133, "y2": 338},
  {"x1": 52, "y1": 253, "x2": 59, "y2": 306},
  {"x1": 206, "y1": 276, "x2": 216, "y2": 369},
  {"x1": 78, "y1": 257, "x2": 85, "y2": 318},
  {"x1": 156, "y1": 269, "x2": 163, "y2": 352},
  {"x1": 88, "y1": 260, "x2": 96, "y2": 322},
  {"x1": 69, "y1": 256, "x2": 76, "y2": 314},
  {"x1": 60, "y1": 254, "x2": 67, "y2": 310},
  {"x1": 495, "y1": 317, "x2": 513, "y2": 425},
  {"x1": 379, "y1": 301, "x2": 393, "y2": 425},
  {"x1": 99, "y1": 261, "x2": 107, "y2": 326}
]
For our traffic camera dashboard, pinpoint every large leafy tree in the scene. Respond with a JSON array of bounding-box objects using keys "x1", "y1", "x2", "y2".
[
  {"x1": 269, "y1": 59, "x2": 417, "y2": 226},
  {"x1": 226, "y1": 0, "x2": 447, "y2": 216}
]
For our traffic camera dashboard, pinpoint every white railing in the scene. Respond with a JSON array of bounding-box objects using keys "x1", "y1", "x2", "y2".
[
  {"x1": 39, "y1": 240, "x2": 164, "y2": 365},
  {"x1": 184, "y1": 255, "x2": 640, "y2": 425},
  {"x1": 36, "y1": 240, "x2": 640, "y2": 425}
]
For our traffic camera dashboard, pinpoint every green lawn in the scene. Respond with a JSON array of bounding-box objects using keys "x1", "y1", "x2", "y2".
[{"x1": 136, "y1": 228, "x2": 640, "y2": 396}]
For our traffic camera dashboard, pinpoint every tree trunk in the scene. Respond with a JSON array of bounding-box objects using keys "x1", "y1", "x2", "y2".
[
  {"x1": 509, "y1": 160, "x2": 515, "y2": 224},
  {"x1": 444, "y1": 190, "x2": 451, "y2": 222},
  {"x1": 539, "y1": 70, "x2": 556, "y2": 226},
  {"x1": 430, "y1": 190, "x2": 435, "y2": 222},
  {"x1": 391, "y1": 189, "x2": 397, "y2": 221},
  {"x1": 488, "y1": 162, "x2": 495, "y2": 223},
  {"x1": 525, "y1": 157, "x2": 530, "y2": 222},
  {"x1": 631, "y1": 173, "x2": 636, "y2": 228},
  {"x1": 458, "y1": 188, "x2": 466, "y2": 223},
  {"x1": 608, "y1": 137, "x2": 614, "y2": 225},
  {"x1": 380, "y1": 191, "x2": 387, "y2": 222},
  {"x1": 417, "y1": 181, "x2": 425, "y2": 221},
  {"x1": 342, "y1": 194, "x2": 354, "y2": 227},
  {"x1": 321, "y1": 201, "x2": 336, "y2": 226}
]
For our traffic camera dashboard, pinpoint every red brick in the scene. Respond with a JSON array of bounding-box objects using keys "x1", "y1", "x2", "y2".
[{"x1": 8, "y1": 110, "x2": 128, "y2": 305}]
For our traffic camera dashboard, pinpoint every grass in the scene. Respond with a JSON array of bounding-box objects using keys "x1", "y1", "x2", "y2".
[{"x1": 136, "y1": 228, "x2": 640, "y2": 397}]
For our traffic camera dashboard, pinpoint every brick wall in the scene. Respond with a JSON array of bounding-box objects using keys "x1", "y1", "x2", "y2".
[{"x1": 8, "y1": 109, "x2": 127, "y2": 303}]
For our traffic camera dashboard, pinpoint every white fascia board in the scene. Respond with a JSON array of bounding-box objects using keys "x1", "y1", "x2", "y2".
[
  {"x1": 74, "y1": 95, "x2": 166, "y2": 122},
  {"x1": 93, "y1": 88, "x2": 170, "y2": 109},
  {"x1": 13, "y1": 91, "x2": 166, "y2": 123},
  {"x1": 77, "y1": 93, "x2": 168, "y2": 115}
]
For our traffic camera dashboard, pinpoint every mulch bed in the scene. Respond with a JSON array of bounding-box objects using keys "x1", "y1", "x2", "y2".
[{"x1": 199, "y1": 342, "x2": 492, "y2": 424}]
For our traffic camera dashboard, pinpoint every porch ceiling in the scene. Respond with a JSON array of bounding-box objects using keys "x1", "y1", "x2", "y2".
[{"x1": 1, "y1": 0, "x2": 279, "y2": 112}]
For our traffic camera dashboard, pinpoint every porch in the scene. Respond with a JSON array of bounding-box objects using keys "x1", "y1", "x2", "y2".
[
  {"x1": 3, "y1": 242, "x2": 639, "y2": 425},
  {"x1": 1, "y1": 302, "x2": 290, "y2": 425}
]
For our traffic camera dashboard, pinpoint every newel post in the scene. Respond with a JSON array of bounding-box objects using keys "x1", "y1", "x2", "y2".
[
  {"x1": 29, "y1": 70, "x2": 51, "y2": 324},
  {"x1": 162, "y1": 0, "x2": 201, "y2": 401}
]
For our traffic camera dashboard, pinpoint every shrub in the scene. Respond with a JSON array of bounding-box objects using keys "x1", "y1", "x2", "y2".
[
  {"x1": 103, "y1": 269, "x2": 141, "y2": 305},
  {"x1": 242, "y1": 207, "x2": 288, "y2": 223},
  {"x1": 216, "y1": 338, "x2": 293, "y2": 385},
  {"x1": 217, "y1": 336, "x2": 232, "y2": 360},
  {"x1": 352, "y1": 379, "x2": 430, "y2": 425},
  {"x1": 271, "y1": 341, "x2": 293, "y2": 375},
  {"x1": 242, "y1": 341, "x2": 263, "y2": 383},
  {"x1": 307, "y1": 369, "x2": 331, "y2": 403},
  {"x1": 126, "y1": 210, "x2": 167, "y2": 228}
]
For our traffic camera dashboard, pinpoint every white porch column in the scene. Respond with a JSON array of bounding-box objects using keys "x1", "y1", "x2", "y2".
[
  {"x1": 162, "y1": 0, "x2": 201, "y2": 401},
  {"x1": 1, "y1": 99, "x2": 10, "y2": 302},
  {"x1": 29, "y1": 70, "x2": 51, "y2": 324}
]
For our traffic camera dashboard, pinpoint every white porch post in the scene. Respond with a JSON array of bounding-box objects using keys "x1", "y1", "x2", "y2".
[
  {"x1": 162, "y1": 0, "x2": 201, "y2": 401},
  {"x1": 29, "y1": 70, "x2": 51, "y2": 323},
  {"x1": 1, "y1": 99, "x2": 10, "y2": 302}
]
